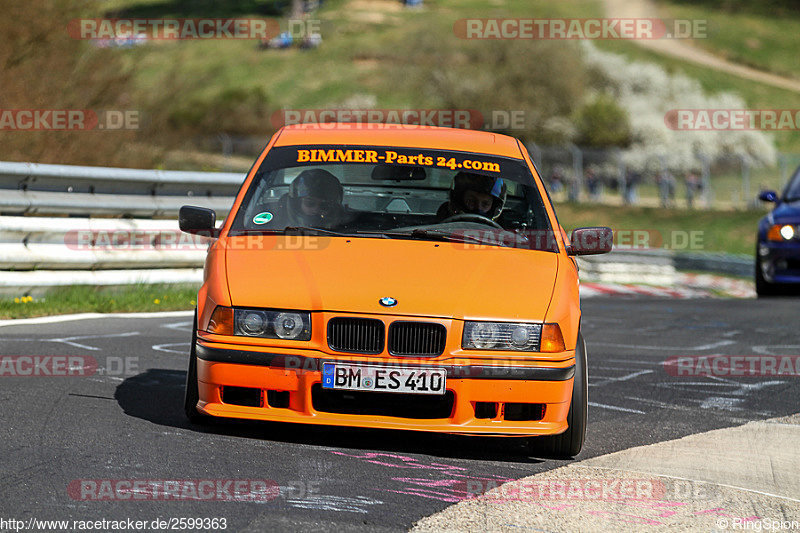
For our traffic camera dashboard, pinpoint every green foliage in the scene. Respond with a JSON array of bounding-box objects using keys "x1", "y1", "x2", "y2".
[
  {"x1": 574, "y1": 95, "x2": 631, "y2": 148},
  {"x1": 0, "y1": 0, "x2": 162, "y2": 167},
  {"x1": 168, "y1": 86, "x2": 271, "y2": 134},
  {"x1": 389, "y1": 23, "x2": 587, "y2": 143},
  {"x1": 660, "y1": 0, "x2": 800, "y2": 17},
  {"x1": 658, "y1": 1, "x2": 800, "y2": 79},
  {"x1": 0, "y1": 284, "x2": 200, "y2": 319},
  {"x1": 107, "y1": 0, "x2": 284, "y2": 17},
  {"x1": 597, "y1": 39, "x2": 800, "y2": 152},
  {"x1": 555, "y1": 202, "x2": 765, "y2": 256}
]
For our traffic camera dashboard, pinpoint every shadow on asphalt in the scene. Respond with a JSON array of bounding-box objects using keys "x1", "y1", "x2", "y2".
[{"x1": 114, "y1": 368, "x2": 548, "y2": 465}]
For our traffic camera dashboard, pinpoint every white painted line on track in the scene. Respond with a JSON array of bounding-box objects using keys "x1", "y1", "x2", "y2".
[
  {"x1": 752, "y1": 344, "x2": 800, "y2": 355},
  {"x1": 589, "y1": 369, "x2": 653, "y2": 388},
  {"x1": 624, "y1": 395, "x2": 753, "y2": 423},
  {"x1": 588, "y1": 402, "x2": 645, "y2": 414},
  {"x1": 0, "y1": 331, "x2": 140, "y2": 350},
  {"x1": 160, "y1": 320, "x2": 193, "y2": 332},
  {"x1": 594, "y1": 339, "x2": 736, "y2": 351},
  {"x1": 0, "y1": 310, "x2": 193, "y2": 327},
  {"x1": 605, "y1": 359, "x2": 664, "y2": 366},
  {"x1": 152, "y1": 342, "x2": 191, "y2": 355}
]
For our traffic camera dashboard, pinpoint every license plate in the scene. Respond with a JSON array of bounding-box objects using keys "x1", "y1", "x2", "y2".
[{"x1": 321, "y1": 363, "x2": 446, "y2": 395}]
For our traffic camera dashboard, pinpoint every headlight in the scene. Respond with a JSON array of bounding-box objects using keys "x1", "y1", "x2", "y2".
[
  {"x1": 274, "y1": 312, "x2": 305, "y2": 339},
  {"x1": 232, "y1": 308, "x2": 311, "y2": 340},
  {"x1": 767, "y1": 224, "x2": 797, "y2": 241},
  {"x1": 462, "y1": 321, "x2": 542, "y2": 351},
  {"x1": 240, "y1": 311, "x2": 267, "y2": 336}
]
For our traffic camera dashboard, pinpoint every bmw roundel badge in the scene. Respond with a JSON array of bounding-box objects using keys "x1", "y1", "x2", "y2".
[{"x1": 379, "y1": 297, "x2": 397, "y2": 307}]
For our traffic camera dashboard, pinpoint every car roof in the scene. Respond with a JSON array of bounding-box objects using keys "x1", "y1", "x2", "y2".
[{"x1": 273, "y1": 123, "x2": 524, "y2": 159}]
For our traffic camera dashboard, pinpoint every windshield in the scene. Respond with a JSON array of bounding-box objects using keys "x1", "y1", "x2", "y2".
[
  {"x1": 783, "y1": 167, "x2": 800, "y2": 201},
  {"x1": 229, "y1": 145, "x2": 557, "y2": 251}
]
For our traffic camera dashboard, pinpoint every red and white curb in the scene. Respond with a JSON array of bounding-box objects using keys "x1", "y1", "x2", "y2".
[
  {"x1": 580, "y1": 274, "x2": 756, "y2": 299},
  {"x1": 580, "y1": 282, "x2": 706, "y2": 299},
  {"x1": 677, "y1": 273, "x2": 756, "y2": 298}
]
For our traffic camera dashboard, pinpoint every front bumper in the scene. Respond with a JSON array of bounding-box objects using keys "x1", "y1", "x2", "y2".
[
  {"x1": 758, "y1": 241, "x2": 800, "y2": 283},
  {"x1": 194, "y1": 341, "x2": 575, "y2": 436}
]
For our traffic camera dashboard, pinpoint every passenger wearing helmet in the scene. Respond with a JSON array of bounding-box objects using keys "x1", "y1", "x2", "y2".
[
  {"x1": 287, "y1": 169, "x2": 344, "y2": 227},
  {"x1": 438, "y1": 171, "x2": 507, "y2": 221}
]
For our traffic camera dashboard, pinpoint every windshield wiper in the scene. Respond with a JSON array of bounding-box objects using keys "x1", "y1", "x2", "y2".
[
  {"x1": 283, "y1": 227, "x2": 393, "y2": 239},
  {"x1": 381, "y1": 228, "x2": 510, "y2": 247},
  {"x1": 282, "y1": 226, "x2": 351, "y2": 237}
]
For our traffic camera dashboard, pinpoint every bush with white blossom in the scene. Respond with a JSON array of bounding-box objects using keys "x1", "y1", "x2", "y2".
[{"x1": 581, "y1": 43, "x2": 777, "y2": 172}]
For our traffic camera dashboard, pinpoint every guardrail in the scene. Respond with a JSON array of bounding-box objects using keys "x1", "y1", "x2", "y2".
[
  {"x1": 0, "y1": 161, "x2": 243, "y2": 217},
  {"x1": 0, "y1": 161, "x2": 242, "y2": 294},
  {"x1": 0, "y1": 217, "x2": 208, "y2": 270},
  {"x1": 577, "y1": 249, "x2": 754, "y2": 284},
  {"x1": 0, "y1": 160, "x2": 756, "y2": 295}
]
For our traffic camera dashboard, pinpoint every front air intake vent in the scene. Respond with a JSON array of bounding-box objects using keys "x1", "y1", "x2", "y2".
[
  {"x1": 327, "y1": 317, "x2": 384, "y2": 354},
  {"x1": 388, "y1": 321, "x2": 446, "y2": 357}
]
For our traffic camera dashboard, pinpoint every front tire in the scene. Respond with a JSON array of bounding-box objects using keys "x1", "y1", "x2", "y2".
[
  {"x1": 184, "y1": 309, "x2": 211, "y2": 424},
  {"x1": 755, "y1": 247, "x2": 779, "y2": 297},
  {"x1": 526, "y1": 331, "x2": 587, "y2": 458}
]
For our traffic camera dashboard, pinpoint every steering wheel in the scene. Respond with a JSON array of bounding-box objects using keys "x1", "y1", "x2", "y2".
[{"x1": 440, "y1": 213, "x2": 503, "y2": 229}]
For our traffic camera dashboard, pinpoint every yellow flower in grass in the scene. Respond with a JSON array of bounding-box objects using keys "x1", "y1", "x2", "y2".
[
  {"x1": 13, "y1": 297, "x2": 20, "y2": 304},
  {"x1": 154, "y1": 298, "x2": 161, "y2": 305}
]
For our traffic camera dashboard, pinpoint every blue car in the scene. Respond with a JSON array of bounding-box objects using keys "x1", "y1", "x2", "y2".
[{"x1": 756, "y1": 166, "x2": 800, "y2": 296}]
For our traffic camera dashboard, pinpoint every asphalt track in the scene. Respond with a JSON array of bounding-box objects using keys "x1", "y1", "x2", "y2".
[{"x1": 0, "y1": 297, "x2": 798, "y2": 532}]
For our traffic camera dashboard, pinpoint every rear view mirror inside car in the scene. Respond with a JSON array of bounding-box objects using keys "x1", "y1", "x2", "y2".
[{"x1": 371, "y1": 164, "x2": 427, "y2": 181}]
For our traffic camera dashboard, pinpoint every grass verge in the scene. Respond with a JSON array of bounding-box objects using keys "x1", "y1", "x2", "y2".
[
  {"x1": 0, "y1": 284, "x2": 199, "y2": 320},
  {"x1": 657, "y1": 1, "x2": 800, "y2": 81},
  {"x1": 555, "y1": 202, "x2": 764, "y2": 256}
]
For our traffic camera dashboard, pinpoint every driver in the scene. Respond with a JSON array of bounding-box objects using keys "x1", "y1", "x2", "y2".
[
  {"x1": 286, "y1": 169, "x2": 344, "y2": 228},
  {"x1": 438, "y1": 171, "x2": 507, "y2": 221}
]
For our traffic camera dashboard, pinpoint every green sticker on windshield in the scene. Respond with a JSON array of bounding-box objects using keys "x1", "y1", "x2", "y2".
[{"x1": 253, "y1": 212, "x2": 273, "y2": 225}]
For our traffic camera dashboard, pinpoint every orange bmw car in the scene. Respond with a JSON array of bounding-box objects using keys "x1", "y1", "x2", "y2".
[{"x1": 179, "y1": 124, "x2": 611, "y2": 457}]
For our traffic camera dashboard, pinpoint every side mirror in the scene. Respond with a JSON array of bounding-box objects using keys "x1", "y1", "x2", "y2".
[
  {"x1": 179, "y1": 205, "x2": 218, "y2": 237},
  {"x1": 568, "y1": 227, "x2": 613, "y2": 256},
  {"x1": 759, "y1": 190, "x2": 778, "y2": 203}
]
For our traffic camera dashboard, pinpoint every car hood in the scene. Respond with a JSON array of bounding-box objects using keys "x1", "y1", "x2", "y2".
[
  {"x1": 770, "y1": 200, "x2": 800, "y2": 224},
  {"x1": 223, "y1": 236, "x2": 558, "y2": 320}
]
